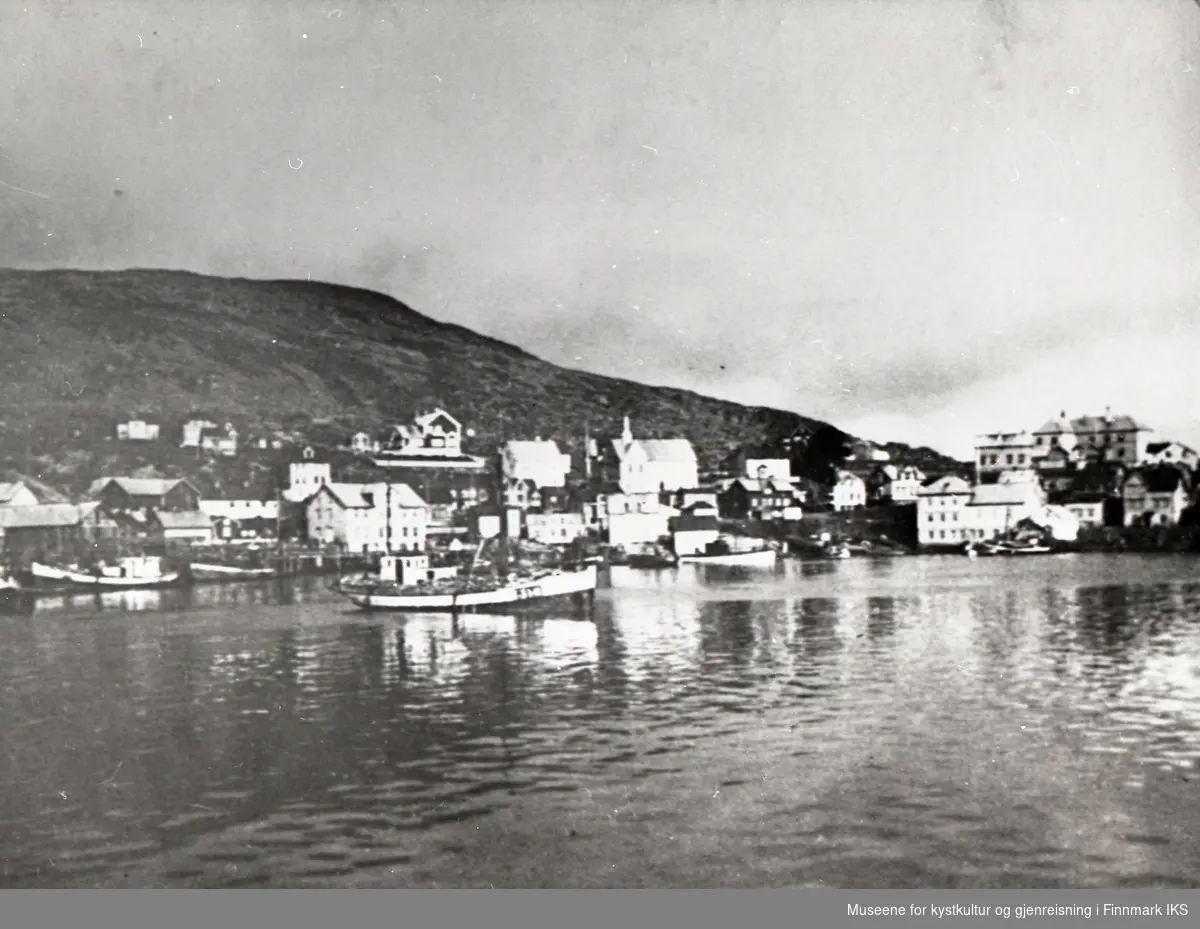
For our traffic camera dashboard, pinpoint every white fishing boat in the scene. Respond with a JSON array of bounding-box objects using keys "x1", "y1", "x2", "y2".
[
  {"x1": 29, "y1": 555, "x2": 183, "y2": 590},
  {"x1": 677, "y1": 546, "x2": 778, "y2": 567},
  {"x1": 338, "y1": 553, "x2": 598, "y2": 613},
  {"x1": 189, "y1": 562, "x2": 278, "y2": 580}
]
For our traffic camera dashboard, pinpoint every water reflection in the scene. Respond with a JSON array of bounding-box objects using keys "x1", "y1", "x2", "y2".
[{"x1": 2, "y1": 556, "x2": 1200, "y2": 888}]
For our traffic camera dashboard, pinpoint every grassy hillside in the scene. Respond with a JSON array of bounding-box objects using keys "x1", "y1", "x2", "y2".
[{"x1": 0, "y1": 268, "x2": 960, "y2": 494}]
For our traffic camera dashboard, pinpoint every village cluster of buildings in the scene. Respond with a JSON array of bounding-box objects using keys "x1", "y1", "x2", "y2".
[
  {"x1": 0, "y1": 407, "x2": 821, "y2": 566},
  {"x1": 2, "y1": 403, "x2": 1192, "y2": 566},
  {"x1": 911, "y1": 409, "x2": 1197, "y2": 548}
]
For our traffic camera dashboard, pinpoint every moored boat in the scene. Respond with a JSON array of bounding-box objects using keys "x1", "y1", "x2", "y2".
[
  {"x1": 189, "y1": 562, "x2": 279, "y2": 581},
  {"x1": 337, "y1": 553, "x2": 598, "y2": 613},
  {"x1": 28, "y1": 556, "x2": 183, "y2": 590},
  {"x1": 677, "y1": 546, "x2": 777, "y2": 567}
]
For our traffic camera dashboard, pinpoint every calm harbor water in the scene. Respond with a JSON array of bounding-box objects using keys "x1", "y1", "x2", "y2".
[{"x1": 2, "y1": 555, "x2": 1200, "y2": 888}]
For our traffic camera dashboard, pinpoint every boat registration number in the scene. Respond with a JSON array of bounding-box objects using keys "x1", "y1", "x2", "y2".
[{"x1": 515, "y1": 585, "x2": 544, "y2": 600}]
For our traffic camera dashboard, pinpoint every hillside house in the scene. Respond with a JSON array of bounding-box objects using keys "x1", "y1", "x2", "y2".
[
  {"x1": 200, "y1": 423, "x2": 239, "y2": 458},
  {"x1": 1034, "y1": 409, "x2": 1153, "y2": 466},
  {"x1": 885, "y1": 465, "x2": 926, "y2": 503},
  {"x1": 974, "y1": 431, "x2": 1037, "y2": 482},
  {"x1": 1144, "y1": 442, "x2": 1198, "y2": 471},
  {"x1": 305, "y1": 482, "x2": 429, "y2": 553},
  {"x1": 0, "y1": 482, "x2": 39, "y2": 508},
  {"x1": 830, "y1": 471, "x2": 867, "y2": 511},
  {"x1": 384, "y1": 408, "x2": 465, "y2": 458},
  {"x1": 180, "y1": 418, "x2": 219, "y2": 448},
  {"x1": 0, "y1": 503, "x2": 115, "y2": 565},
  {"x1": 88, "y1": 477, "x2": 202, "y2": 514},
  {"x1": 1123, "y1": 468, "x2": 1189, "y2": 527},
  {"x1": 718, "y1": 477, "x2": 801, "y2": 520},
  {"x1": 611, "y1": 417, "x2": 699, "y2": 495},
  {"x1": 350, "y1": 431, "x2": 381, "y2": 455},
  {"x1": 915, "y1": 475, "x2": 974, "y2": 547},
  {"x1": 116, "y1": 418, "x2": 160, "y2": 441},
  {"x1": 524, "y1": 512, "x2": 586, "y2": 546},
  {"x1": 503, "y1": 478, "x2": 539, "y2": 511},
  {"x1": 153, "y1": 511, "x2": 217, "y2": 544},
  {"x1": 669, "y1": 513, "x2": 721, "y2": 556},
  {"x1": 501, "y1": 439, "x2": 572, "y2": 490}
]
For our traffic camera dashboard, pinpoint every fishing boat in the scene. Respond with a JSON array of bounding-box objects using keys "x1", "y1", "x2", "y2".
[
  {"x1": 677, "y1": 539, "x2": 778, "y2": 568},
  {"x1": 28, "y1": 555, "x2": 183, "y2": 590},
  {"x1": 188, "y1": 562, "x2": 279, "y2": 581},
  {"x1": 337, "y1": 552, "x2": 598, "y2": 613}
]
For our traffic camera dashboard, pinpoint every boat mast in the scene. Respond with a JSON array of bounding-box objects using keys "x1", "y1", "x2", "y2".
[{"x1": 385, "y1": 480, "x2": 393, "y2": 554}]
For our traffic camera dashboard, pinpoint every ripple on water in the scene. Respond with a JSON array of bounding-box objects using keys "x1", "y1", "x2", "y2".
[{"x1": 5, "y1": 560, "x2": 1200, "y2": 887}]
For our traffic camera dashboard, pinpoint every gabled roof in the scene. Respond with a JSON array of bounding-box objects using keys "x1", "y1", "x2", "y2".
[
  {"x1": 312, "y1": 482, "x2": 428, "y2": 509},
  {"x1": 88, "y1": 477, "x2": 197, "y2": 499},
  {"x1": 504, "y1": 440, "x2": 568, "y2": 473},
  {"x1": 414, "y1": 408, "x2": 461, "y2": 431},
  {"x1": 0, "y1": 502, "x2": 102, "y2": 529},
  {"x1": 1071, "y1": 414, "x2": 1150, "y2": 433},
  {"x1": 834, "y1": 470, "x2": 866, "y2": 483},
  {"x1": 155, "y1": 511, "x2": 215, "y2": 530},
  {"x1": 612, "y1": 437, "x2": 697, "y2": 465},
  {"x1": 0, "y1": 482, "x2": 34, "y2": 505},
  {"x1": 917, "y1": 475, "x2": 972, "y2": 496}
]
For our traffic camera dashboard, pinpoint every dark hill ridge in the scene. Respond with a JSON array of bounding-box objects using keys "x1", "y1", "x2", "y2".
[{"x1": 0, "y1": 268, "x2": 957, "y2": 477}]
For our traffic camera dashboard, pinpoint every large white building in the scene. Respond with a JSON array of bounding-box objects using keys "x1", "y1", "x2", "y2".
[
  {"x1": 501, "y1": 439, "x2": 572, "y2": 490},
  {"x1": 305, "y1": 482, "x2": 429, "y2": 553},
  {"x1": 917, "y1": 474, "x2": 1075, "y2": 546},
  {"x1": 611, "y1": 417, "x2": 698, "y2": 495},
  {"x1": 915, "y1": 475, "x2": 974, "y2": 547},
  {"x1": 974, "y1": 431, "x2": 1037, "y2": 482}
]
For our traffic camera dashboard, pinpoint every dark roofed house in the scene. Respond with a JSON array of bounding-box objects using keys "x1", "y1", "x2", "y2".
[
  {"x1": 718, "y1": 478, "x2": 801, "y2": 520},
  {"x1": 89, "y1": 477, "x2": 202, "y2": 514},
  {"x1": 1123, "y1": 466, "x2": 1189, "y2": 527}
]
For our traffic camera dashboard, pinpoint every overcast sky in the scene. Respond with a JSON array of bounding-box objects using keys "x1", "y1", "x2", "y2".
[{"x1": 2, "y1": 0, "x2": 1198, "y2": 458}]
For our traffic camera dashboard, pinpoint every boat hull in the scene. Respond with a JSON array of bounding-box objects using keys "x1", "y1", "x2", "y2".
[
  {"x1": 189, "y1": 563, "x2": 279, "y2": 581},
  {"x1": 678, "y1": 549, "x2": 778, "y2": 567},
  {"x1": 342, "y1": 565, "x2": 598, "y2": 613},
  {"x1": 29, "y1": 562, "x2": 184, "y2": 590}
]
